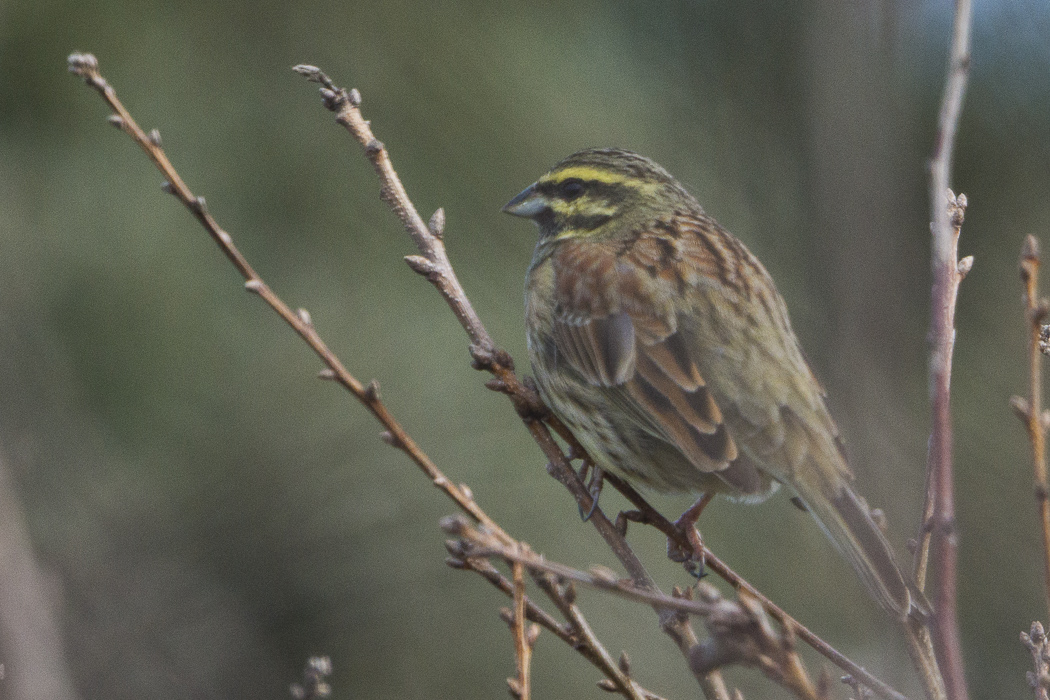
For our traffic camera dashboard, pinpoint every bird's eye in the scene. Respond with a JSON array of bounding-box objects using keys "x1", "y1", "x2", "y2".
[{"x1": 559, "y1": 179, "x2": 585, "y2": 200}]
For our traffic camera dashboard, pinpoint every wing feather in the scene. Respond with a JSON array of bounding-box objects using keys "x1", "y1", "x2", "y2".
[{"x1": 549, "y1": 236, "x2": 739, "y2": 474}]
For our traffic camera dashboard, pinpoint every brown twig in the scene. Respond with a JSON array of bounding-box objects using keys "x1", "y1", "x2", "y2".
[
  {"x1": 1022, "y1": 622, "x2": 1050, "y2": 700},
  {"x1": 448, "y1": 553, "x2": 662, "y2": 700},
  {"x1": 693, "y1": 587, "x2": 824, "y2": 700},
  {"x1": 70, "y1": 53, "x2": 907, "y2": 700},
  {"x1": 606, "y1": 474, "x2": 910, "y2": 700},
  {"x1": 445, "y1": 515, "x2": 823, "y2": 700},
  {"x1": 467, "y1": 561, "x2": 645, "y2": 699},
  {"x1": 1014, "y1": 236, "x2": 1050, "y2": 619},
  {"x1": 913, "y1": 191, "x2": 968, "y2": 700},
  {"x1": 919, "y1": 2, "x2": 974, "y2": 697},
  {"x1": 291, "y1": 61, "x2": 739, "y2": 697},
  {"x1": 508, "y1": 559, "x2": 533, "y2": 700},
  {"x1": 529, "y1": 570, "x2": 663, "y2": 700},
  {"x1": 66, "y1": 51, "x2": 686, "y2": 700},
  {"x1": 295, "y1": 65, "x2": 918, "y2": 700},
  {"x1": 65, "y1": 52, "x2": 508, "y2": 549},
  {"x1": 917, "y1": 1, "x2": 973, "y2": 699}
]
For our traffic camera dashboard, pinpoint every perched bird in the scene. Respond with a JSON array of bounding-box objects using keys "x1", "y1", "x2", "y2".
[{"x1": 504, "y1": 148, "x2": 923, "y2": 619}]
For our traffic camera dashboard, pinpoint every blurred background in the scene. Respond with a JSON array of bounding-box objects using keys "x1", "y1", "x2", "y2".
[{"x1": 1, "y1": 1, "x2": 1048, "y2": 698}]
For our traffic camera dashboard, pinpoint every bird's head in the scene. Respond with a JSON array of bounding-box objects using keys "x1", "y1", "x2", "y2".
[{"x1": 503, "y1": 148, "x2": 688, "y2": 241}]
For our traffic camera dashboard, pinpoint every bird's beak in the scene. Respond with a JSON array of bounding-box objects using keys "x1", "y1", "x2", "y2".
[{"x1": 502, "y1": 184, "x2": 545, "y2": 218}]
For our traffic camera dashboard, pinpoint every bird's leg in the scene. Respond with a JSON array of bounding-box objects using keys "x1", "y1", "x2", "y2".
[
  {"x1": 577, "y1": 461, "x2": 605, "y2": 522},
  {"x1": 668, "y1": 493, "x2": 714, "y2": 577}
]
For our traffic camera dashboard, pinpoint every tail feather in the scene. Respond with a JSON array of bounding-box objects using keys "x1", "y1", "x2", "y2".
[{"x1": 793, "y1": 473, "x2": 926, "y2": 620}]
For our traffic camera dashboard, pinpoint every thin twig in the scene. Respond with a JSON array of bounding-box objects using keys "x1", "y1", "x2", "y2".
[
  {"x1": 607, "y1": 474, "x2": 910, "y2": 700},
  {"x1": 70, "y1": 53, "x2": 908, "y2": 700},
  {"x1": 293, "y1": 63, "x2": 911, "y2": 700},
  {"x1": 292, "y1": 62, "x2": 738, "y2": 697},
  {"x1": 1014, "y1": 236, "x2": 1050, "y2": 620},
  {"x1": 694, "y1": 587, "x2": 823, "y2": 700},
  {"x1": 529, "y1": 570, "x2": 662, "y2": 700},
  {"x1": 919, "y1": 0, "x2": 973, "y2": 696},
  {"x1": 509, "y1": 559, "x2": 533, "y2": 700},
  {"x1": 1022, "y1": 622, "x2": 1050, "y2": 700},
  {"x1": 65, "y1": 52, "x2": 508, "y2": 547},
  {"x1": 445, "y1": 516, "x2": 823, "y2": 700},
  {"x1": 448, "y1": 553, "x2": 661, "y2": 700},
  {"x1": 67, "y1": 51, "x2": 675, "y2": 700}
]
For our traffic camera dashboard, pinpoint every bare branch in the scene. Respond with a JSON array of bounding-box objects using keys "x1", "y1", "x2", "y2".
[
  {"x1": 293, "y1": 62, "x2": 741, "y2": 696},
  {"x1": 444, "y1": 515, "x2": 823, "y2": 700},
  {"x1": 604, "y1": 475, "x2": 910, "y2": 700},
  {"x1": 508, "y1": 559, "x2": 533, "y2": 700},
  {"x1": 1016, "y1": 235, "x2": 1050, "y2": 619},
  {"x1": 71, "y1": 53, "x2": 910, "y2": 700},
  {"x1": 916, "y1": 1, "x2": 974, "y2": 697},
  {"x1": 447, "y1": 552, "x2": 662, "y2": 700},
  {"x1": 67, "y1": 52, "x2": 507, "y2": 542},
  {"x1": 1022, "y1": 622, "x2": 1050, "y2": 700}
]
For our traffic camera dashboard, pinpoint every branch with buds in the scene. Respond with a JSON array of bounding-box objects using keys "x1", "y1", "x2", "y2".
[{"x1": 69, "y1": 52, "x2": 916, "y2": 700}]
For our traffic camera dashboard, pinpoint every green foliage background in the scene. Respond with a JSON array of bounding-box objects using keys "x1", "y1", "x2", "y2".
[{"x1": 1, "y1": 1, "x2": 1048, "y2": 698}]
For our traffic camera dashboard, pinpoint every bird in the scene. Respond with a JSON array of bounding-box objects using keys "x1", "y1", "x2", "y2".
[{"x1": 503, "y1": 147, "x2": 924, "y2": 619}]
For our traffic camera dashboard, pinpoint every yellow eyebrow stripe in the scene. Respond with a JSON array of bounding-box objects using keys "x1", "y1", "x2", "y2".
[
  {"x1": 547, "y1": 199, "x2": 619, "y2": 216},
  {"x1": 540, "y1": 166, "x2": 643, "y2": 187}
]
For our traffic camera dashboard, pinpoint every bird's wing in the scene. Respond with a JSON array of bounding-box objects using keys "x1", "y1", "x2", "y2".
[{"x1": 548, "y1": 228, "x2": 739, "y2": 476}]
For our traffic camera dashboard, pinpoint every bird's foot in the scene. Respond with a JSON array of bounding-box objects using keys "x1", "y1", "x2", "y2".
[
  {"x1": 577, "y1": 462, "x2": 604, "y2": 522},
  {"x1": 667, "y1": 494, "x2": 714, "y2": 578}
]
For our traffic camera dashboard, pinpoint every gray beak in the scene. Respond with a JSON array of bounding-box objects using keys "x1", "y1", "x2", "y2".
[{"x1": 502, "y1": 184, "x2": 545, "y2": 218}]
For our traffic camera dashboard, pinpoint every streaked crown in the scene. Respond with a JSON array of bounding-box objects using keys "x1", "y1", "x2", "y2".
[{"x1": 503, "y1": 148, "x2": 691, "y2": 240}]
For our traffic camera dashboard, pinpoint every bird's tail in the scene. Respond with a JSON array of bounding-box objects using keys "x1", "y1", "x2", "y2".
[{"x1": 791, "y1": 463, "x2": 927, "y2": 620}]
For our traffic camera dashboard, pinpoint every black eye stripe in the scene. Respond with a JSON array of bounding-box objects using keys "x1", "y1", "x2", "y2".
[{"x1": 536, "y1": 179, "x2": 631, "y2": 203}]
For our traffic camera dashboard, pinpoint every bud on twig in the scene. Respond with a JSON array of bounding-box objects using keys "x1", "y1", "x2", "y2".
[
  {"x1": 428, "y1": 208, "x2": 445, "y2": 239},
  {"x1": 404, "y1": 255, "x2": 437, "y2": 277},
  {"x1": 526, "y1": 624, "x2": 541, "y2": 647},
  {"x1": 363, "y1": 379, "x2": 381, "y2": 401},
  {"x1": 618, "y1": 651, "x2": 631, "y2": 677},
  {"x1": 292, "y1": 64, "x2": 322, "y2": 82},
  {"x1": 1012, "y1": 395, "x2": 1032, "y2": 421}
]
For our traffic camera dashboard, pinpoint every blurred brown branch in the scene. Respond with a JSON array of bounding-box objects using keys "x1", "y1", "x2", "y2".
[
  {"x1": 916, "y1": 0, "x2": 973, "y2": 697},
  {"x1": 1013, "y1": 236, "x2": 1050, "y2": 620},
  {"x1": 0, "y1": 449, "x2": 81, "y2": 700}
]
